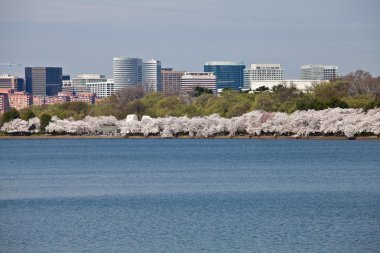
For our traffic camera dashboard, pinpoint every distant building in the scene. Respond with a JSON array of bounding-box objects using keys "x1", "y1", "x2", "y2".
[
  {"x1": 161, "y1": 69, "x2": 185, "y2": 96},
  {"x1": 32, "y1": 95, "x2": 45, "y2": 106},
  {"x1": 62, "y1": 75, "x2": 70, "y2": 81},
  {"x1": 113, "y1": 57, "x2": 142, "y2": 91},
  {"x1": 143, "y1": 59, "x2": 162, "y2": 93},
  {"x1": 25, "y1": 67, "x2": 62, "y2": 96},
  {"x1": 0, "y1": 86, "x2": 95, "y2": 112},
  {"x1": 62, "y1": 82, "x2": 73, "y2": 92},
  {"x1": 204, "y1": 61, "x2": 245, "y2": 91},
  {"x1": 301, "y1": 64, "x2": 338, "y2": 80},
  {"x1": 181, "y1": 72, "x2": 217, "y2": 94},
  {"x1": 44, "y1": 92, "x2": 96, "y2": 105},
  {"x1": 67, "y1": 74, "x2": 107, "y2": 94},
  {"x1": 44, "y1": 95, "x2": 69, "y2": 105},
  {"x1": 0, "y1": 74, "x2": 24, "y2": 91},
  {"x1": 8, "y1": 90, "x2": 32, "y2": 110},
  {"x1": 87, "y1": 79, "x2": 115, "y2": 98},
  {"x1": 61, "y1": 75, "x2": 72, "y2": 92},
  {"x1": 245, "y1": 80, "x2": 326, "y2": 92},
  {"x1": 69, "y1": 93, "x2": 96, "y2": 104},
  {"x1": 0, "y1": 91, "x2": 10, "y2": 114},
  {"x1": 244, "y1": 64, "x2": 283, "y2": 89}
]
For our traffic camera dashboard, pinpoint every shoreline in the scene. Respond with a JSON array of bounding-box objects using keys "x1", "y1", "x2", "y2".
[{"x1": 1, "y1": 134, "x2": 379, "y2": 141}]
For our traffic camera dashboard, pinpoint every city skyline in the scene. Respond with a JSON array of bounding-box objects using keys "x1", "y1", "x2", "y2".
[{"x1": 1, "y1": 0, "x2": 379, "y2": 78}]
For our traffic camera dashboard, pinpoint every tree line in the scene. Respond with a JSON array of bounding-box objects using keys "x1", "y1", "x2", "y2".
[
  {"x1": 1, "y1": 69, "x2": 380, "y2": 129},
  {"x1": 2, "y1": 108, "x2": 380, "y2": 138}
]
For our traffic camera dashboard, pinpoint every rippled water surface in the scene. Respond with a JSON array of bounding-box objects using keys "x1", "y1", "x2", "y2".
[{"x1": 1, "y1": 139, "x2": 380, "y2": 252}]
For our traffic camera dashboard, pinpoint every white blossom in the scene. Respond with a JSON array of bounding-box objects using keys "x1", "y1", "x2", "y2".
[
  {"x1": 2, "y1": 108, "x2": 380, "y2": 138},
  {"x1": 1, "y1": 117, "x2": 40, "y2": 133}
]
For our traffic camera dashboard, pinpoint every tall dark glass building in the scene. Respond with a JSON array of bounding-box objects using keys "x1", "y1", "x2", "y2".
[
  {"x1": 25, "y1": 67, "x2": 62, "y2": 96},
  {"x1": 204, "y1": 61, "x2": 245, "y2": 91}
]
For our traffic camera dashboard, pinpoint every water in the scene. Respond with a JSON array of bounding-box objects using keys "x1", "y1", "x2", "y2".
[{"x1": 0, "y1": 139, "x2": 379, "y2": 252}]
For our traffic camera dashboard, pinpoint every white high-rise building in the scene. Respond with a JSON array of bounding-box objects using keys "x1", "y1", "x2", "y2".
[
  {"x1": 181, "y1": 72, "x2": 216, "y2": 94},
  {"x1": 113, "y1": 57, "x2": 142, "y2": 91},
  {"x1": 143, "y1": 59, "x2": 162, "y2": 93},
  {"x1": 87, "y1": 79, "x2": 114, "y2": 98},
  {"x1": 65, "y1": 74, "x2": 107, "y2": 94},
  {"x1": 301, "y1": 65, "x2": 338, "y2": 80},
  {"x1": 244, "y1": 64, "x2": 283, "y2": 89}
]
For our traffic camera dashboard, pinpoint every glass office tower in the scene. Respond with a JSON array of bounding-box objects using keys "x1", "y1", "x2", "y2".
[
  {"x1": 25, "y1": 67, "x2": 62, "y2": 96},
  {"x1": 204, "y1": 61, "x2": 245, "y2": 91},
  {"x1": 143, "y1": 59, "x2": 162, "y2": 93},
  {"x1": 113, "y1": 57, "x2": 143, "y2": 91}
]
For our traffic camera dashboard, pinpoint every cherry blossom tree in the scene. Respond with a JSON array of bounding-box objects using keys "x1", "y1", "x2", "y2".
[{"x1": 2, "y1": 109, "x2": 379, "y2": 138}]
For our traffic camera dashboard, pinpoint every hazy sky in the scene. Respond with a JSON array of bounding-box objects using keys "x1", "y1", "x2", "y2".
[{"x1": 1, "y1": 0, "x2": 379, "y2": 79}]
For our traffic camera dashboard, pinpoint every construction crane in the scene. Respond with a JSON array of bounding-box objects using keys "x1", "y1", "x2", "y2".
[{"x1": 0, "y1": 62, "x2": 22, "y2": 75}]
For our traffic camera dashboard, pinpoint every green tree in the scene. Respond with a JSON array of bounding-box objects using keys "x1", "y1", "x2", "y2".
[
  {"x1": 154, "y1": 96, "x2": 185, "y2": 117},
  {"x1": 254, "y1": 92, "x2": 276, "y2": 111},
  {"x1": 20, "y1": 108, "x2": 36, "y2": 121},
  {"x1": 125, "y1": 100, "x2": 145, "y2": 119},
  {"x1": 342, "y1": 96, "x2": 373, "y2": 108},
  {"x1": 295, "y1": 96, "x2": 327, "y2": 111},
  {"x1": 226, "y1": 101, "x2": 251, "y2": 117},
  {"x1": 364, "y1": 99, "x2": 380, "y2": 111},
  {"x1": 40, "y1": 114, "x2": 52, "y2": 132},
  {"x1": 192, "y1": 86, "x2": 213, "y2": 97},
  {"x1": 327, "y1": 97, "x2": 348, "y2": 108},
  {"x1": 255, "y1": 86, "x2": 269, "y2": 92},
  {"x1": 2, "y1": 108, "x2": 20, "y2": 123}
]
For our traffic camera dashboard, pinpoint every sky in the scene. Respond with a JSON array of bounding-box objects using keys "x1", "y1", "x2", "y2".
[{"x1": 0, "y1": 0, "x2": 379, "y2": 79}]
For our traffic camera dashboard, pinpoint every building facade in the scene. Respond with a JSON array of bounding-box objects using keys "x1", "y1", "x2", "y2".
[
  {"x1": 113, "y1": 57, "x2": 142, "y2": 91},
  {"x1": 32, "y1": 95, "x2": 45, "y2": 106},
  {"x1": 143, "y1": 59, "x2": 162, "y2": 93},
  {"x1": 204, "y1": 61, "x2": 245, "y2": 91},
  {"x1": 161, "y1": 69, "x2": 185, "y2": 96},
  {"x1": 0, "y1": 92, "x2": 10, "y2": 114},
  {"x1": 87, "y1": 79, "x2": 115, "y2": 98},
  {"x1": 70, "y1": 74, "x2": 107, "y2": 94},
  {"x1": 301, "y1": 65, "x2": 338, "y2": 80},
  {"x1": 25, "y1": 67, "x2": 62, "y2": 96},
  {"x1": 61, "y1": 75, "x2": 71, "y2": 91},
  {"x1": 181, "y1": 72, "x2": 216, "y2": 94},
  {"x1": 244, "y1": 64, "x2": 283, "y2": 89},
  {"x1": 44, "y1": 95, "x2": 69, "y2": 105},
  {"x1": 246, "y1": 80, "x2": 326, "y2": 92},
  {"x1": 69, "y1": 93, "x2": 96, "y2": 104},
  {"x1": 0, "y1": 74, "x2": 24, "y2": 91},
  {"x1": 8, "y1": 91, "x2": 32, "y2": 110}
]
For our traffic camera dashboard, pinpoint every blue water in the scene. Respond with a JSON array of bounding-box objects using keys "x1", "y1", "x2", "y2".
[{"x1": 0, "y1": 139, "x2": 379, "y2": 253}]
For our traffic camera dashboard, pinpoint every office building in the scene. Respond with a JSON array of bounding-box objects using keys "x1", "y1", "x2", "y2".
[
  {"x1": 69, "y1": 93, "x2": 96, "y2": 104},
  {"x1": 62, "y1": 75, "x2": 70, "y2": 81},
  {"x1": 161, "y1": 68, "x2": 185, "y2": 96},
  {"x1": 245, "y1": 80, "x2": 325, "y2": 92},
  {"x1": 204, "y1": 61, "x2": 245, "y2": 91},
  {"x1": 61, "y1": 75, "x2": 72, "y2": 91},
  {"x1": 0, "y1": 91, "x2": 10, "y2": 114},
  {"x1": 44, "y1": 95, "x2": 69, "y2": 105},
  {"x1": 69, "y1": 74, "x2": 107, "y2": 94},
  {"x1": 301, "y1": 65, "x2": 338, "y2": 80},
  {"x1": 25, "y1": 67, "x2": 62, "y2": 96},
  {"x1": 181, "y1": 72, "x2": 216, "y2": 94},
  {"x1": 244, "y1": 64, "x2": 283, "y2": 89},
  {"x1": 113, "y1": 57, "x2": 142, "y2": 91},
  {"x1": 87, "y1": 79, "x2": 115, "y2": 98},
  {"x1": 32, "y1": 95, "x2": 45, "y2": 106},
  {"x1": 0, "y1": 74, "x2": 24, "y2": 91},
  {"x1": 143, "y1": 59, "x2": 162, "y2": 93},
  {"x1": 7, "y1": 90, "x2": 32, "y2": 110}
]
